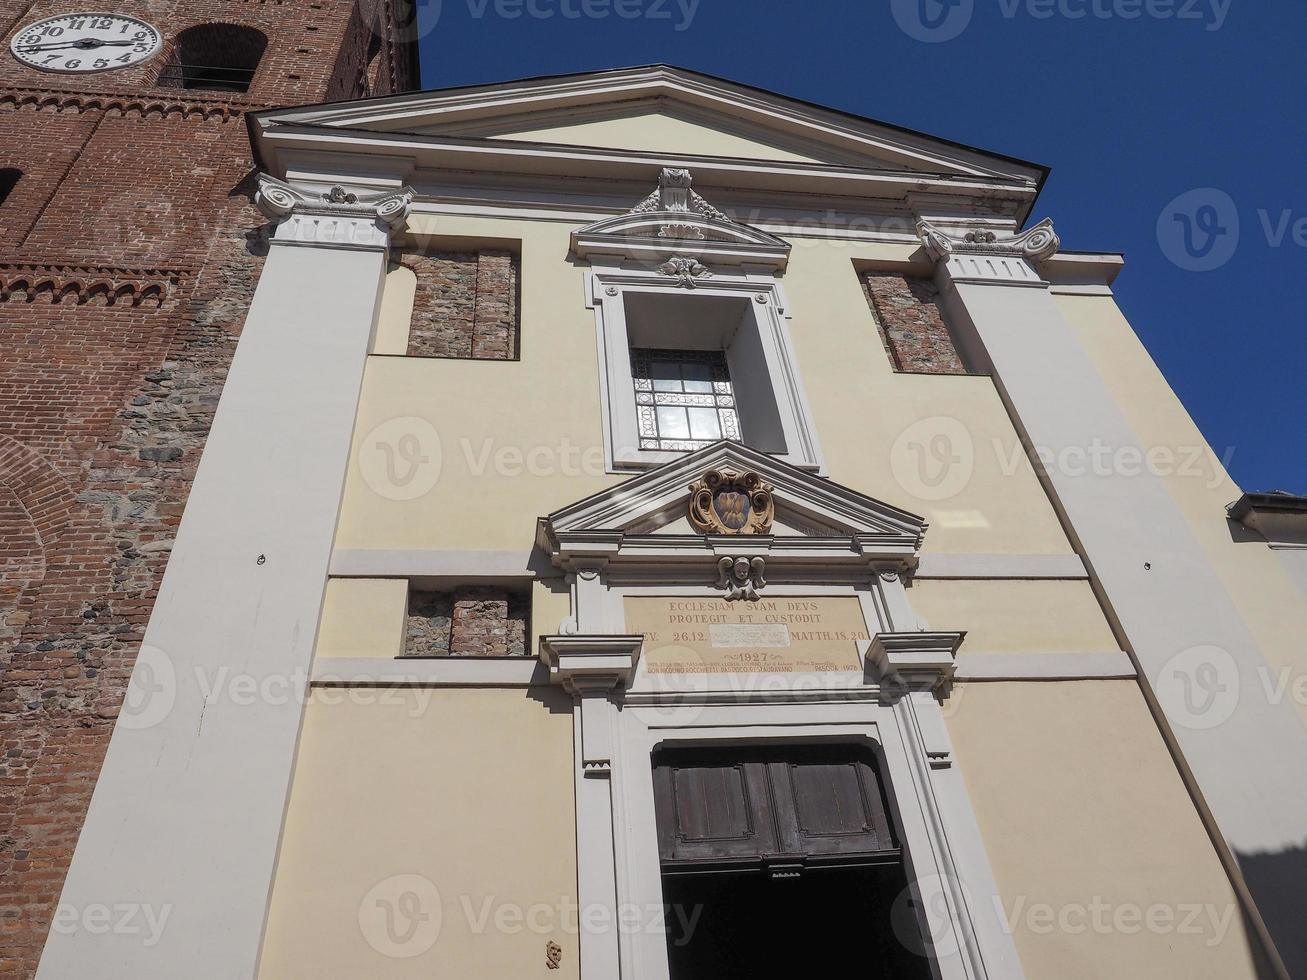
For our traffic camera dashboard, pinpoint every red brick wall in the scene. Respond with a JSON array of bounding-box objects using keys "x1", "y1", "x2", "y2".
[
  {"x1": 0, "y1": 3, "x2": 417, "y2": 975},
  {"x1": 861, "y1": 272, "x2": 969, "y2": 375},
  {"x1": 403, "y1": 249, "x2": 521, "y2": 359}
]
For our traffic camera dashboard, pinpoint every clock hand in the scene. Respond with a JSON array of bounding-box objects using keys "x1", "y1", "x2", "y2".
[{"x1": 18, "y1": 38, "x2": 135, "y2": 52}]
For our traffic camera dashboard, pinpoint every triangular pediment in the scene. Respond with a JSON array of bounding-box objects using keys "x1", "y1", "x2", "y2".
[
  {"x1": 453, "y1": 105, "x2": 836, "y2": 165},
  {"x1": 538, "y1": 442, "x2": 926, "y2": 567},
  {"x1": 253, "y1": 66, "x2": 1046, "y2": 186}
]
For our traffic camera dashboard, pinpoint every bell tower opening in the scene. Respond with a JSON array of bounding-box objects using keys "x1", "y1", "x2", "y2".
[{"x1": 155, "y1": 23, "x2": 268, "y2": 93}]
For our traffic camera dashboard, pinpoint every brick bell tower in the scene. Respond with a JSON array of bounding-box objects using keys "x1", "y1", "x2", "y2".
[{"x1": 0, "y1": 2, "x2": 419, "y2": 974}]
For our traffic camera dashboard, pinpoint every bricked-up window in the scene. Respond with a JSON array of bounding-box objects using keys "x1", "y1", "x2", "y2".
[
  {"x1": 403, "y1": 586, "x2": 530, "y2": 657},
  {"x1": 402, "y1": 249, "x2": 520, "y2": 359},
  {"x1": 156, "y1": 24, "x2": 267, "y2": 93},
  {"x1": 630, "y1": 348, "x2": 740, "y2": 451},
  {"x1": 0, "y1": 169, "x2": 20, "y2": 205},
  {"x1": 861, "y1": 272, "x2": 971, "y2": 375}
]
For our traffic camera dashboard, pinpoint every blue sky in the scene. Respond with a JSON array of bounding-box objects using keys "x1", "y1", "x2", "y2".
[{"x1": 415, "y1": 0, "x2": 1305, "y2": 493}]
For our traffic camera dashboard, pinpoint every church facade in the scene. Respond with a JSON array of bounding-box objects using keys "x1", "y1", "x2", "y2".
[{"x1": 7, "y1": 48, "x2": 1307, "y2": 980}]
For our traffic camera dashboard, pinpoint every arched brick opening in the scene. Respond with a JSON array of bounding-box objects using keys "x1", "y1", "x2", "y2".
[
  {"x1": 0, "y1": 168, "x2": 21, "y2": 205},
  {"x1": 156, "y1": 24, "x2": 268, "y2": 94}
]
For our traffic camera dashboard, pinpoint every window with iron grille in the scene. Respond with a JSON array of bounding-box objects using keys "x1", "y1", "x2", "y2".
[{"x1": 630, "y1": 348, "x2": 740, "y2": 452}]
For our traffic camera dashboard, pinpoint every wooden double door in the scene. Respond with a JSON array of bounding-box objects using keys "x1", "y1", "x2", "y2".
[{"x1": 652, "y1": 744, "x2": 932, "y2": 978}]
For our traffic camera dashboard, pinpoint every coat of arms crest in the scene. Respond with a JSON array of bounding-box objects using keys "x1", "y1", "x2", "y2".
[{"x1": 688, "y1": 469, "x2": 775, "y2": 535}]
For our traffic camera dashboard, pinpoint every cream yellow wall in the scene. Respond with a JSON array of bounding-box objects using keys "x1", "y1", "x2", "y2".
[
  {"x1": 785, "y1": 237, "x2": 1074, "y2": 554},
  {"x1": 470, "y1": 110, "x2": 830, "y2": 164},
  {"x1": 337, "y1": 215, "x2": 1073, "y2": 557},
  {"x1": 336, "y1": 214, "x2": 615, "y2": 553},
  {"x1": 908, "y1": 579, "x2": 1118, "y2": 654},
  {"x1": 314, "y1": 576, "x2": 572, "y2": 658},
  {"x1": 1058, "y1": 292, "x2": 1307, "y2": 729},
  {"x1": 373, "y1": 263, "x2": 416, "y2": 355},
  {"x1": 947, "y1": 681, "x2": 1261, "y2": 979},
  {"x1": 315, "y1": 577, "x2": 408, "y2": 658},
  {"x1": 258, "y1": 688, "x2": 578, "y2": 979}
]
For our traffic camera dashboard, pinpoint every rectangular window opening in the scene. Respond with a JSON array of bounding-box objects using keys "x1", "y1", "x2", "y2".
[{"x1": 631, "y1": 348, "x2": 739, "y2": 452}]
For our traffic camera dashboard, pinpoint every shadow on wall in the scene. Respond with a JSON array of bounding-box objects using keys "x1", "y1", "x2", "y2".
[{"x1": 1239, "y1": 843, "x2": 1307, "y2": 978}]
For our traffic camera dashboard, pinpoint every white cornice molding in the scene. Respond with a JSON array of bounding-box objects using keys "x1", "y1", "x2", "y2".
[
  {"x1": 255, "y1": 174, "x2": 413, "y2": 249},
  {"x1": 252, "y1": 66, "x2": 1046, "y2": 187},
  {"x1": 571, "y1": 167, "x2": 791, "y2": 271},
  {"x1": 257, "y1": 127, "x2": 1037, "y2": 224}
]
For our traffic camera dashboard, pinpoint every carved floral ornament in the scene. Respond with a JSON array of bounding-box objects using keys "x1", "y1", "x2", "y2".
[
  {"x1": 657, "y1": 255, "x2": 711, "y2": 288},
  {"x1": 630, "y1": 167, "x2": 730, "y2": 241},
  {"x1": 688, "y1": 468, "x2": 775, "y2": 535},
  {"x1": 569, "y1": 166, "x2": 791, "y2": 272}
]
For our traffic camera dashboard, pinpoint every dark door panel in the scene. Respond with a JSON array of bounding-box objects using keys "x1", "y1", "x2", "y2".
[{"x1": 653, "y1": 745, "x2": 900, "y2": 874}]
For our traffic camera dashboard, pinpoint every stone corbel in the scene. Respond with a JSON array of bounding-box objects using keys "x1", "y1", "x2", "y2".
[
  {"x1": 863, "y1": 631, "x2": 965, "y2": 698},
  {"x1": 540, "y1": 634, "x2": 643, "y2": 696},
  {"x1": 255, "y1": 174, "x2": 413, "y2": 250},
  {"x1": 717, "y1": 556, "x2": 766, "y2": 601},
  {"x1": 916, "y1": 218, "x2": 1059, "y2": 285},
  {"x1": 864, "y1": 632, "x2": 965, "y2": 770},
  {"x1": 540, "y1": 635, "x2": 643, "y2": 777}
]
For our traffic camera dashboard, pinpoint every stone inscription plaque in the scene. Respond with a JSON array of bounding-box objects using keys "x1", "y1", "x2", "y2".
[{"x1": 625, "y1": 596, "x2": 871, "y2": 673}]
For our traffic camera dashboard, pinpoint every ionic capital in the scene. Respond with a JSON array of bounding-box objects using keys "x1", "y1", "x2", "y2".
[
  {"x1": 916, "y1": 218, "x2": 1060, "y2": 263},
  {"x1": 255, "y1": 174, "x2": 413, "y2": 250}
]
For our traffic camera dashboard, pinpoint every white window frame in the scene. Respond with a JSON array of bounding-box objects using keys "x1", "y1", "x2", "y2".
[{"x1": 584, "y1": 261, "x2": 824, "y2": 474}]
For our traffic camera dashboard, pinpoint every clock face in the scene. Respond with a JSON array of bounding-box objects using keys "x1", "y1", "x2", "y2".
[{"x1": 11, "y1": 13, "x2": 161, "y2": 73}]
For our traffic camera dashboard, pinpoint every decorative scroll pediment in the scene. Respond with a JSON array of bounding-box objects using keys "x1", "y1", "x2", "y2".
[
  {"x1": 571, "y1": 168, "x2": 791, "y2": 272},
  {"x1": 537, "y1": 442, "x2": 926, "y2": 577}
]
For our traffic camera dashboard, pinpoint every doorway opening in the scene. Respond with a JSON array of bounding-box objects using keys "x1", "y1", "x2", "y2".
[{"x1": 652, "y1": 744, "x2": 933, "y2": 978}]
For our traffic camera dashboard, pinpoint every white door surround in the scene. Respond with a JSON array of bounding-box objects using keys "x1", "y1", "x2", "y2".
[{"x1": 536, "y1": 444, "x2": 1024, "y2": 979}]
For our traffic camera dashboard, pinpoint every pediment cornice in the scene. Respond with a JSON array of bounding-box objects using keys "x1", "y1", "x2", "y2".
[
  {"x1": 571, "y1": 167, "x2": 791, "y2": 271},
  {"x1": 254, "y1": 66, "x2": 1044, "y2": 183},
  {"x1": 538, "y1": 442, "x2": 927, "y2": 573},
  {"x1": 249, "y1": 66, "x2": 1047, "y2": 227}
]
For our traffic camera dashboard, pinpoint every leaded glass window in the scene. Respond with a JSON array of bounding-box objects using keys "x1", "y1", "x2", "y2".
[{"x1": 630, "y1": 348, "x2": 740, "y2": 451}]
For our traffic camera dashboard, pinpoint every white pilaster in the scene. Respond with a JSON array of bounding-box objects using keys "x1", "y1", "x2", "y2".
[
  {"x1": 37, "y1": 178, "x2": 412, "y2": 979},
  {"x1": 920, "y1": 219, "x2": 1307, "y2": 977},
  {"x1": 866, "y1": 632, "x2": 1024, "y2": 979},
  {"x1": 540, "y1": 635, "x2": 642, "y2": 980}
]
